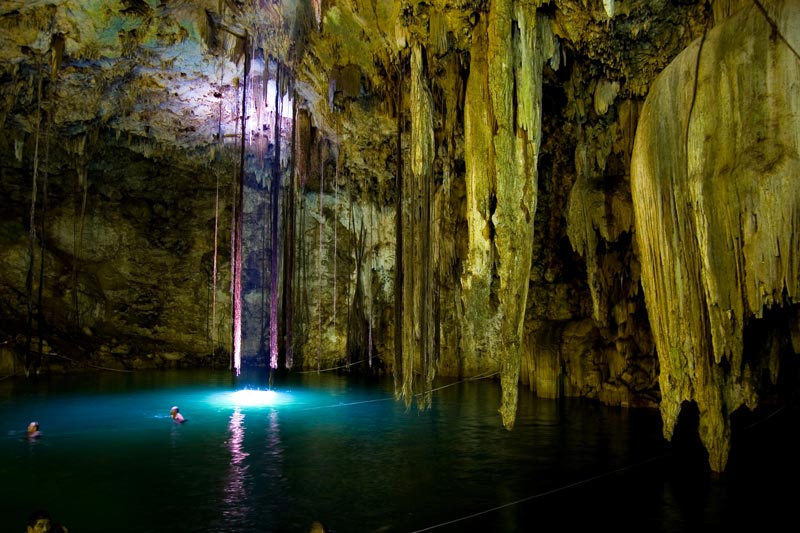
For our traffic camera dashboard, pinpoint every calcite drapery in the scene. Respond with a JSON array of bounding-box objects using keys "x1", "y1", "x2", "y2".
[
  {"x1": 460, "y1": 0, "x2": 552, "y2": 428},
  {"x1": 631, "y1": 0, "x2": 800, "y2": 472},
  {"x1": 399, "y1": 43, "x2": 437, "y2": 408}
]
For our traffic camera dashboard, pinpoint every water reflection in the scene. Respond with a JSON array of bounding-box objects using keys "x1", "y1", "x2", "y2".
[
  {"x1": 221, "y1": 407, "x2": 250, "y2": 523},
  {"x1": 169, "y1": 415, "x2": 183, "y2": 448},
  {"x1": 228, "y1": 407, "x2": 249, "y2": 466},
  {"x1": 266, "y1": 409, "x2": 282, "y2": 460}
]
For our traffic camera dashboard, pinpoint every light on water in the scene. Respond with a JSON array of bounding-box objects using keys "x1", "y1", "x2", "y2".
[
  {"x1": 228, "y1": 388, "x2": 288, "y2": 407},
  {"x1": 204, "y1": 388, "x2": 300, "y2": 410}
]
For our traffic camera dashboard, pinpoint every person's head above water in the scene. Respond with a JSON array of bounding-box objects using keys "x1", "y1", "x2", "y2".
[
  {"x1": 27, "y1": 421, "x2": 40, "y2": 437},
  {"x1": 26, "y1": 509, "x2": 51, "y2": 533},
  {"x1": 170, "y1": 406, "x2": 185, "y2": 422}
]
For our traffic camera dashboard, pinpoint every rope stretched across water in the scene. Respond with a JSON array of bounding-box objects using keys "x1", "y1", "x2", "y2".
[
  {"x1": 410, "y1": 454, "x2": 666, "y2": 532},
  {"x1": 288, "y1": 368, "x2": 672, "y2": 531},
  {"x1": 294, "y1": 359, "x2": 368, "y2": 374},
  {"x1": 0, "y1": 350, "x2": 134, "y2": 377},
  {"x1": 410, "y1": 403, "x2": 792, "y2": 532},
  {"x1": 37, "y1": 350, "x2": 133, "y2": 373},
  {"x1": 295, "y1": 370, "x2": 500, "y2": 412}
]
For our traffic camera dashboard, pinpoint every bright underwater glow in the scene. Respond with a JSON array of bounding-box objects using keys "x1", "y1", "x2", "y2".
[
  {"x1": 213, "y1": 389, "x2": 293, "y2": 408},
  {"x1": 232, "y1": 389, "x2": 277, "y2": 406}
]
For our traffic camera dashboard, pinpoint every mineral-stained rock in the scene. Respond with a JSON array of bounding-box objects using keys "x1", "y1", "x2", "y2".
[{"x1": 631, "y1": 0, "x2": 800, "y2": 473}]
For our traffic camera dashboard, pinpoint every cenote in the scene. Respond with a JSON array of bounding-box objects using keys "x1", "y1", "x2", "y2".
[{"x1": 1, "y1": 369, "x2": 797, "y2": 532}]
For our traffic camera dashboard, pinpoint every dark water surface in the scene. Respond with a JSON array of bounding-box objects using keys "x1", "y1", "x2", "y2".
[{"x1": 1, "y1": 369, "x2": 797, "y2": 532}]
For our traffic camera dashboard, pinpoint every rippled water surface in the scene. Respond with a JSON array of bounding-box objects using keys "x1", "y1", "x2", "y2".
[{"x1": 1, "y1": 369, "x2": 796, "y2": 532}]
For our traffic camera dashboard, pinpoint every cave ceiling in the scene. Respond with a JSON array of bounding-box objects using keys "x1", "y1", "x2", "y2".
[{"x1": 0, "y1": 0, "x2": 711, "y2": 178}]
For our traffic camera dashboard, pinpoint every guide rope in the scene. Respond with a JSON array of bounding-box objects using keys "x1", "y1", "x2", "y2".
[
  {"x1": 294, "y1": 359, "x2": 367, "y2": 374},
  {"x1": 411, "y1": 455, "x2": 665, "y2": 532},
  {"x1": 296, "y1": 371, "x2": 500, "y2": 411},
  {"x1": 411, "y1": 401, "x2": 793, "y2": 531},
  {"x1": 35, "y1": 350, "x2": 133, "y2": 373}
]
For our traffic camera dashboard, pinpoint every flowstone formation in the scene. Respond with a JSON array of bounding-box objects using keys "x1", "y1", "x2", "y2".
[{"x1": 632, "y1": 0, "x2": 800, "y2": 473}]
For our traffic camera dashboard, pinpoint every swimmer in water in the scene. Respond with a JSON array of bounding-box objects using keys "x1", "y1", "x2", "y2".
[
  {"x1": 26, "y1": 421, "x2": 40, "y2": 439},
  {"x1": 170, "y1": 406, "x2": 185, "y2": 423}
]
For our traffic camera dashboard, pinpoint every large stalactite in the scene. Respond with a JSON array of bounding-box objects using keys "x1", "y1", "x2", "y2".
[
  {"x1": 403, "y1": 43, "x2": 437, "y2": 409},
  {"x1": 631, "y1": 0, "x2": 800, "y2": 473},
  {"x1": 460, "y1": 12, "x2": 496, "y2": 378},
  {"x1": 461, "y1": 1, "x2": 553, "y2": 428}
]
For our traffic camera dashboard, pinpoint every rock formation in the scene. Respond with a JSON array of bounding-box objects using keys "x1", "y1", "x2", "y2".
[{"x1": 632, "y1": 0, "x2": 800, "y2": 473}]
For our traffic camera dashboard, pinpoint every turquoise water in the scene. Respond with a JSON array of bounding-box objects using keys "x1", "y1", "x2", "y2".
[{"x1": 0, "y1": 369, "x2": 796, "y2": 532}]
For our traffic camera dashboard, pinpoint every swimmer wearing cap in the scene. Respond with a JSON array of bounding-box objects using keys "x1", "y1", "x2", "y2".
[
  {"x1": 27, "y1": 421, "x2": 41, "y2": 439},
  {"x1": 170, "y1": 406, "x2": 185, "y2": 423}
]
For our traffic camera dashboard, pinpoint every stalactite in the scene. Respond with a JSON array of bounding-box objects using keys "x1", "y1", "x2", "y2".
[
  {"x1": 603, "y1": 0, "x2": 615, "y2": 18},
  {"x1": 631, "y1": 1, "x2": 799, "y2": 473},
  {"x1": 368, "y1": 205, "x2": 375, "y2": 368},
  {"x1": 491, "y1": 2, "x2": 548, "y2": 429},
  {"x1": 422, "y1": 126, "x2": 435, "y2": 410},
  {"x1": 25, "y1": 75, "x2": 43, "y2": 375},
  {"x1": 461, "y1": 13, "x2": 494, "y2": 369},
  {"x1": 232, "y1": 33, "x2": 249, "y2": 376},
  {"x1": 260, "y1": 171, "x2": 269, "y2": 359},
  {"x1": 269, "y1": 62, "x2": 281, "y2": 370},
  {"x1": 211, "y1": 47, "x2": 224, "y2": 370},
  {"x1": 344, "y1": 154, "x2": 356, "y2": 369},
  {"x1": 37, "y1": 78, "x2": 51, "y2": 367},
  {"x1": 332, "y1": 146, "x2": 338, "y2": 346},
  {"x1": 38, "y1": 34, "x2": 62, "y2": 367},
  {"x1": 260, "y1": 64, "x2": 271, "y2": 363},
  {"x1": 488, "y1": 0, "x2": 519, "y2": 429},
  {"x1": 393, "y1": 58, "x2": 405, "y2": 401},
  {"x1": 71, "y1": 132, "x2": 90, "y2": 336},
  {"x1": 282, "y1": 100, "x2": 297, "y2": 370},
  {"x1": 293, "y1": 110, "x2": 313, "y2": 367},
  {"x1": 229, "y1": 84, "x2": 239, "y2": 372},
  {"x1": 317, "y1": 141, "x2": 324, "y2": 373},
  {"x1": 407, "y1": 43, "x2": 436, "y2": 410},
  {"x1": 259, "y1": 58, "x2": 270, "y2": 361},
  {"x1": 460, "y1": 3, "x2": 550, "y2": 427},
  {"x1": 298, "y1": 182, "x2": 308, "y2": 356},
  {"x1": 434, "y1": 57, "x2": 458, "y2": 376},
  {"x1": 346, "y1": 221, "x2": 368, "y2": 365},
  {"x1": 212, "y1": 170, "x2": 220, "y2": 368},
  {"x1": 429, "y1": 11, "x2": 448, "y2": 57}
]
